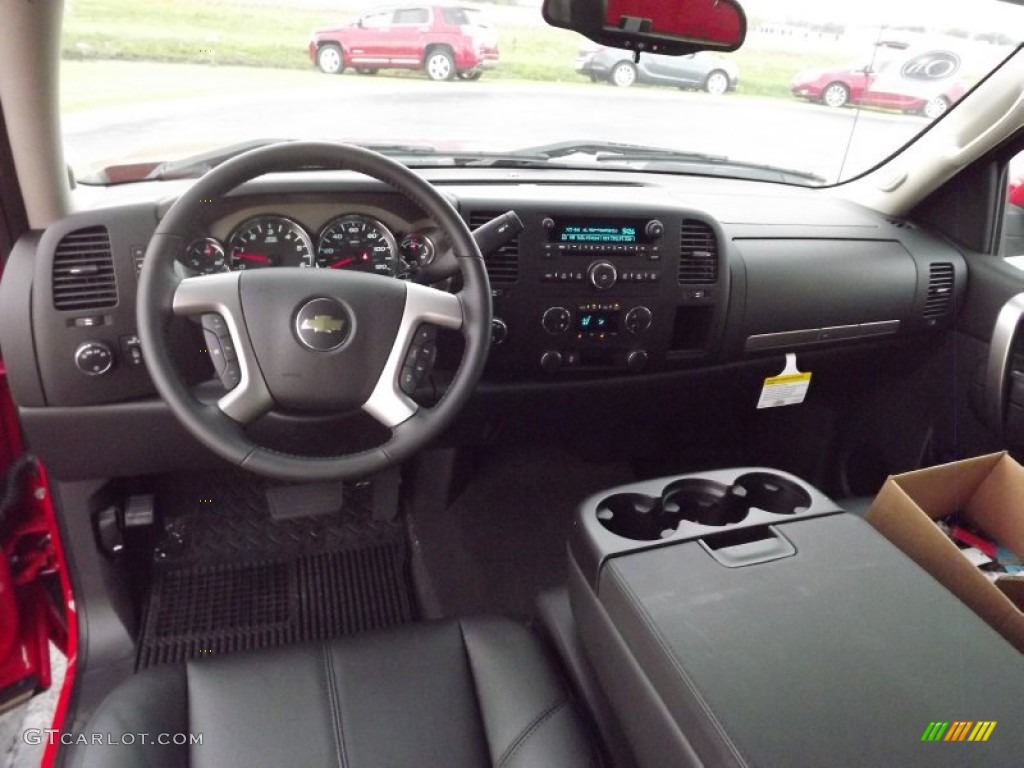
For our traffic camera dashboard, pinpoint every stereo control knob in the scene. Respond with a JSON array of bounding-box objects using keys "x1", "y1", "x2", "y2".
[
  {"x1": 75, "y1": 341, "x2": 114, "y2": 376},
  {"x1": 491, "y1": 318, "x2": 508, "y2": 345},
  {"x1": 588, "y1": 261, "x2": 617, "y2": 291},
  {"x1": 645, "y1": 220, "x2": 665, "y2": 240},
  {"x1": 541, "y1": 350, "x2": 563, "y2": 373},
  {"x1": 627, "y1": 350, "x2": 649, "y2": 372},
  {"x1": 541, "y1": 217, "x2": 555, "y2": 231},
  {"x1": 542, "y1": 306, "x2": 571, "y2": 335},
  {"x1": 625, "y1": 306, "x2": 653, "y2": 335}
]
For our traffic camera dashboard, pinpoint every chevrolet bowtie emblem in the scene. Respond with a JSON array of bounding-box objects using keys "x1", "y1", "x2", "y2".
[{"x1": 300, "y1": 315, "x2": 346, "y2": 334}]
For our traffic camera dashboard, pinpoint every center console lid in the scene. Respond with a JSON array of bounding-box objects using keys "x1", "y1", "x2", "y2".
[{"x1": 569, "y1": 468, "x2": 1024, "y2": 767}]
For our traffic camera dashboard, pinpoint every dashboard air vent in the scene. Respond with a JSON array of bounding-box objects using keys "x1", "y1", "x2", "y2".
[
  {"x1": 52, "y1": 226, "x2": 117, "y2": 311},
  {"x1": 923, "y1": 262, "x2": 954, "y2": 320},
  {"x1": 468, "y1": 211, "x2": 519, "y2": 285},
  {"x1": 885, "y1": 217, "x2": 917, "y2": 230},
  {"x1": 678, "y1": 219, "x2": 718, "y2": 285}
]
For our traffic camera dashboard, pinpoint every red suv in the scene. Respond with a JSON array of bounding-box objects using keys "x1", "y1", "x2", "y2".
[{"x1": 309, "y1": 5, "x2": 499, "y2": 81}]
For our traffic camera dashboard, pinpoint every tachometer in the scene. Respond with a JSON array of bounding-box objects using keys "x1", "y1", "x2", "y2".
[
  {"x1": 227, "y1": 216, "x2": 314, "y2": 269},
  {"x1": 316, "y1": 215, "x2": 398, "y2": 276}
]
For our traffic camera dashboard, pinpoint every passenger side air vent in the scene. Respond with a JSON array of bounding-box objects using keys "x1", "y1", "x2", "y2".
[
  {"x1": 468, "y1": 211, "x2": 519, "y2": 285},
  {"x1": 678, "y1": 219, "x2": 718, "y2": 285},
  {"x1": 52, "y1": 226, "x2": 118, "y2": 310},
  {"x1": 923, "y1": 262, "x2": 954, "y2": 320}
]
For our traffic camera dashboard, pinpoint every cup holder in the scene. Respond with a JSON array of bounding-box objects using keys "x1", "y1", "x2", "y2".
[
  {"x1": 662, "y1": 479, "x2": 745, "y2": 527},
  {"x1": 595, "y1": 472, "x2": 815, "y2": 541},
  {"x1": 731, "y1": 473, "x2": 811, "y2": 516},
  {"x1": 596, "y1": 493, "x2": 680, "y2": 541}
]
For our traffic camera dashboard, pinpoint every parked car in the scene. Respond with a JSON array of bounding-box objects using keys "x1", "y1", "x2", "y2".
[
  {"x1": 308, "y1": 4, "x2": 498, "y2": 81},
  {"x1": 575, "y1": 45, "x2": 739, "y2": 93},
  {"x1": 790, "y1": 48, "x2": 968, "y2": 118}
]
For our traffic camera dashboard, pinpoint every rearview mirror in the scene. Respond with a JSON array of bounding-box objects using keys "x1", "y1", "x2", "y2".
[{"x1": 543, "y1": 0, "x2": 746, "y2": 56}]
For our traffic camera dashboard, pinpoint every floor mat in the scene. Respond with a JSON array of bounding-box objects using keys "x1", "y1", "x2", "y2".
[
  {"x1": 138, "y1": 472, "x2": 414, "y2": 668},
  {"x1": 410, "y1": 445, "x2": 633, "y2": 620}
]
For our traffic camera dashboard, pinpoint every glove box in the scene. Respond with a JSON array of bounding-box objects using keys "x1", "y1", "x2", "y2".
[{"x1": 568, "y1": 468, "x2": 1024, "y2": 767}]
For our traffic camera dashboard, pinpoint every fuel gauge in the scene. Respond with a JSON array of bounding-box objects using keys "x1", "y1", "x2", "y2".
[
  {"x1": 399, "y1": 233, "x2": 435, "y2": 270},
  {"x1": 183, "y1": 238, "x2": 227, "y2": 274}
]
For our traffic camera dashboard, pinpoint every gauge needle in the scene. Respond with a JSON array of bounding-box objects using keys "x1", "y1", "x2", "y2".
[
  {"x1": 236, "y1": 252, "x2": 270, "y2": 263},
  {"x1": 329, "y1": 257, "x2": 355, "y2": 269}
]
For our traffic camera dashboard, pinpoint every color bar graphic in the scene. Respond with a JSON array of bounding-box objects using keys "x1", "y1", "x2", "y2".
[{"x1": 921, "y1": 721, "x2": 996, "y2": 742}]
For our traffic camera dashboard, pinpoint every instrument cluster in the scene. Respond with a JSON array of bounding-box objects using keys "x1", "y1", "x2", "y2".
[{"x1": 181, "y1": 213, "x2": 437, "y2": 278}]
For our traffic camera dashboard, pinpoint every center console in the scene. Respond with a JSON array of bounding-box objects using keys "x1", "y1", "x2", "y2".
[
  {"x1": 479, "y1": 205, "x2": 726, "y2": 378},
  {"x1": 561, "y1": 469, "x2": 1024, "y2": 767}
]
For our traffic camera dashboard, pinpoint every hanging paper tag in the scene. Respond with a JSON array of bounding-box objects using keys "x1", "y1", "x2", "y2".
[{"x1": 757, "y1": 353, "x2": 811, "y2": 409}]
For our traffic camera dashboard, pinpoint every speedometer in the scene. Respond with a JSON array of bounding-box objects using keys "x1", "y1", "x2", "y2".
[
  {"x1": 227, "y1": 216, "x2": 314, "y2": 270},
  {"x1": 316, "y1": 215, "x2": 398, "y2": 276}
]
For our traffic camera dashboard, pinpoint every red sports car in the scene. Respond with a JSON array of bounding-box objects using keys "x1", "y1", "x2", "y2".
[{"x1": 791, "y1": 49, "x2": 967, "y2": 119}]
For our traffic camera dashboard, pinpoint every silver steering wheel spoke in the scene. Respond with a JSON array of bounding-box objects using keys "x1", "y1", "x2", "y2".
[
  {"x1": 363, "y1": 282, "x2": 464, "y2": 428},
  {"x1": 172, "y1": 272, "x2": 274, "y2": 424}
]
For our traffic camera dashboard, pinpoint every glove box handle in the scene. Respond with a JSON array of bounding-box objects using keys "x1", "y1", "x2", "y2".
[{"x1": 699, "y1": 525, "x2": 796, "y2": 568}]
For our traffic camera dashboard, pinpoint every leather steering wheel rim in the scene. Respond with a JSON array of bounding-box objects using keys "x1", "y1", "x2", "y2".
[{"x1": 137, "y1": 141, "x2": 491, "y2": 482}]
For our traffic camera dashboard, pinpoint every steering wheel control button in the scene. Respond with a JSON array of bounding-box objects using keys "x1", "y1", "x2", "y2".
[
  {"x1": 588, "y1": 261, "x2": 618, "y2": 291},
  {"x1": 294, "y1": 297, "x2": 352, "y2": 352},
  {"x1": 201, "y1": 313, "x2": 240, "y2": 385},
  {"x1": 401, "y1": 323, "x2": 438, "y2": 395},
  {"x1": 542, "y1": 306, "x2": 572, "y2": 335},
  {"x1": 74, "y1": 341, "x2": 114, "y2": 375}
]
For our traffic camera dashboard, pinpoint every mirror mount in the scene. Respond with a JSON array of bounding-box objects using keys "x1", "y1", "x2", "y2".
[{"x1": 543, "y1": 0, "x2": 746, "y2": 57}]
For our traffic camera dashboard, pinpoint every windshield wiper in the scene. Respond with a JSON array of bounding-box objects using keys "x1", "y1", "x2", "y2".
[{"x1": 514, "y1": 141, "x2": 826, "y2": 185}]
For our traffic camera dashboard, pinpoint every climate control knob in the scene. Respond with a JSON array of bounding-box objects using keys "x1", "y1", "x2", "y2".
[
  {"x1": 588, "y1": 261, "x2": 617, "y2": 291},
  {"x1": 542, "y1": 306, "x2": 571, "y2": 335},
  {"x1": 75, "y1": 341, "x2": 114, "y2": 376},
  {"x1": 627, "y1": 350, "x2": 649, "y2": 372},
  {"x1": 625, "y1": 306, "x2": 653, "y2": 335},
  {"x1": 540, "y1": 350, "x2": 564, "y2": 373}
]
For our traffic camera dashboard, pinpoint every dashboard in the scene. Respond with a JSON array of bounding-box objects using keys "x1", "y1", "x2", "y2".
[{"x1": 0, "y1": 167, "x2": 970, "y2": 478}]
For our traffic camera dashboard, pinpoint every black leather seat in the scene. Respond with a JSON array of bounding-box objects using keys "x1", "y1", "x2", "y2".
[{"x1": 72, "y1": 617, "x2": 599, "y2": 768}]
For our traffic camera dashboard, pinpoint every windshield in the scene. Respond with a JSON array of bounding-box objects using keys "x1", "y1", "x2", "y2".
[{"x1": 61, "y1": 0, "x2": 1024, "y2": 187}]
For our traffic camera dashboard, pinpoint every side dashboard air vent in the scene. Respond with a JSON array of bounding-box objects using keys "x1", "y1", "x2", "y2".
[
  {"x1": 52, "y1": 226, "x2": 117, "y2": 310},
  {"x1": 923, "y1": 262, "x2": 954, "y2": 319},
  {"x1": 468, "y1": 211, "x2": 519, "y2": 285},
  {"x1": 678, "y1": 219, "x2": 718, "y2": 285}
]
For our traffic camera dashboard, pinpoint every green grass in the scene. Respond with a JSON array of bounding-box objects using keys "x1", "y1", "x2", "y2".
[{"x1": 60, "y1": 0, "x2": 856, "y2": 104}]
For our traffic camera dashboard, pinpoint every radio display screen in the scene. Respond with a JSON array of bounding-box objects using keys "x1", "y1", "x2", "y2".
[
  {"x1": 576, "y1": 309, "x2": 619, "y2": 334},
  {"x1": 552, "y1": 217, "x2": 646, "y2": 244}
]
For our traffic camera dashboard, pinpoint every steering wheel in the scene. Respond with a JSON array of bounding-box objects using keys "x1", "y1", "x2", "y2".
[{"x1": 137, "y1": 141, "x2": 491, "y2": 482}]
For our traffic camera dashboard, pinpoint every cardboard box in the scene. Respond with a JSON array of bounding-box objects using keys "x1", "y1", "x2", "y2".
[{"x1": 866, "y1": 451, "x2": 1024, "y2": 652}]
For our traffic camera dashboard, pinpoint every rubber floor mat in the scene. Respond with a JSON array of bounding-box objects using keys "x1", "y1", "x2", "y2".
[{"x1": 138, "y1": 472, "x2": 415, "y2": 668}]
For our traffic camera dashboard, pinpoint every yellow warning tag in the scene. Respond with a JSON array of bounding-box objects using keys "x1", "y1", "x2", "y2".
[{"x1": 757, "y1": 353, "x2": 811, "y2": 409}]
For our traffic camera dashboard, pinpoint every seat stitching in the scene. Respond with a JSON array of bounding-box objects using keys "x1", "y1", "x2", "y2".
[
  {"x1": 322, "y1": 643, "x2": 348, "y2": 768},
  {"x1": 495, "y1": 698, "x2": 568, "y2": 768}
]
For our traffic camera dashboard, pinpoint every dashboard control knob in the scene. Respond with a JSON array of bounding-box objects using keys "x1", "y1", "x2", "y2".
[
  {"x1": 541, "y1": 217, "x2": 555, "y2": 231},
  {"x1": 541, "y1": 350, "x2": 564, "y2": 373},
  {"x1": 491, "y1": 317, "x2": 508, "y2": 345},
  {"x1": 627, "y1": 349, "x2": 649, "y2": 372},
  {"x1": 645, "y1": 219, "x2": 665, "y2": 240},
  {"x1": 625, "y1": 306, "x2": 653, "y2": 335},
  {"x1": 588, "y1": 261, "x2": 618, "y2": 291},
  {"x1": 542, "y1": 306, "x2": 572, "y2": 334},
  {"x1": 75, "y1": 341, "x2": 114, "y2": 376}
]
